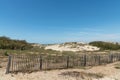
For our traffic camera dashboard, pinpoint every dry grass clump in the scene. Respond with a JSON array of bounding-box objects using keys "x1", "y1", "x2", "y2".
[
  {"x1": 59, "y1": 71, "x2": 104, "y2": 80},
  {"x1": 114, "y1": 63, "x2": 120, "y2": 69},
  {"x1": 0, "y1": 65, "x2": 2, "y2": 68}
]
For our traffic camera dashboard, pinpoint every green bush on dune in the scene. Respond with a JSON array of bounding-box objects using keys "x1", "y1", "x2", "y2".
[
  {"x1": 0, "y1": 36, "x2": 32, "y2": 50},
  {"x1": 89, "y1": 41, "x2": 120, "y2": 50}
]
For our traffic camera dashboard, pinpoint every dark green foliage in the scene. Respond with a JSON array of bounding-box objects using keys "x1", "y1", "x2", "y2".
[
  {"x1": 89, "y1": 41, "x2": 120, "y2": 50},
  {"x1": 4, "y1": 51, "x2": 9, "y2": 56},
  {"x1": 0, "y1": 36, "x2": 32, "y2": 50}
]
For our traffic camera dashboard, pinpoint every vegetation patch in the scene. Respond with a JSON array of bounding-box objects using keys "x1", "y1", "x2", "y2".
[
  {"x1": 0, "y1": 65, "x2": 2, "y2": 68},
  {"x1": 89, "y1": 41, "x2": 120, "y2": 50},
  {"x1": 59, "y1": 71, "x2": 104, "y2": 79},
  {"x1": 0, "y1": 36, "x2": 32, "y2": 50},
  {"x1": 114, "y1": 63, "x2": 120, "y2": 69}
]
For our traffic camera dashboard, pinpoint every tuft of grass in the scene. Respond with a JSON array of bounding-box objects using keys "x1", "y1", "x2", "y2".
[
  {"x1": 59, "y1": 71, "x2": 104, "y2": 79},
  {"x1": 114, "y1": 63, "x2": 120, "y2": 69},
  {"x1": 4, "y1": 51, "x2": 9, "y2": 56},
  {"x1": 0, "y1": 65, "x2": 2, "y2": 68},
  {"x1": 87, "y1": 72, "x2": 104, "y2": 78}
]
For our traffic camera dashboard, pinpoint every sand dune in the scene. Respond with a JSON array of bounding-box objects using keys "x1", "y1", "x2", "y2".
[{"x1": 45, "y1": 42, "x2": 100, "y2": 52}]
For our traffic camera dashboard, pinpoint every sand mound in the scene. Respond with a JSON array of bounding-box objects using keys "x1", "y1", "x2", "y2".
[{"x1": 45, "y1": 42, "x2": 100, "y2": 52}]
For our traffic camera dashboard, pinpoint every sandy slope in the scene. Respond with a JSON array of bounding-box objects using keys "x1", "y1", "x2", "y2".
[
  {"x1": 1, "y1": 62, "x2": 120, "y2": 80},
  {"x1": 45, "y1": 42, "x2": 100, "y2": 52}
]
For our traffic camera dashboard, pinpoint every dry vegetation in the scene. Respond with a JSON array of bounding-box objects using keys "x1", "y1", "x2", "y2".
[
  {"x1": 59, "y1": 71, "x2": 104, "y2": 80},
  {"x1": 114, "y1": 63, "x2": 120, "y2": 69}
]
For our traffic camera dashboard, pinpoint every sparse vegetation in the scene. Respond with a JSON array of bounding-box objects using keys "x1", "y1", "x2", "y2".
[
  {"x1": 0, "y1": 65, "x2": 2, "y2": 68},
  {"x1": 114, "y1": 63, "x2": 120, "y2": 69},
  {"x1": 60, "y1": 71, "x2": 104, "y2": 79}
]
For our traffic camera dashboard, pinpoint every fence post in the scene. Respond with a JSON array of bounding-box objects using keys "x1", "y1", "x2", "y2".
[
  {"x1": 83, "y1": 55, "x2": 86, "y2": 66},
  {"x1": 109, "y1": 54, "x2": 113, "y2": 63},
  {"x1": 40, "y1": 56, "x2": 42, "y2": 70},
  {"x1": 118, "y1": 54, "x2": 120, "y2": 61},
  {"x1": 98, "y1": 55, "x2": 101, "y2": 65},
  {"x1": 117, "y1": 53, "x2": 119, "y2": 61},
  {"x1": 67, "y1": 56, "x2": 69, "y2": 68},
  {"x1": 6, "y1": 55, "x2": 12, "y2": 74}
]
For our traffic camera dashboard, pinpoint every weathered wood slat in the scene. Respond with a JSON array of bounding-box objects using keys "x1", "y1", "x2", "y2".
[
  {"x1": 6, "y1": 55, "x2": 11, "y2": 74},
  {"x1": 6, "y1": 53, "x2": 120, "y2": 74}
]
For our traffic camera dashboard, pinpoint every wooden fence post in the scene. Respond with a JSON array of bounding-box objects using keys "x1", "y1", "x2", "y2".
[
  {"x1": 118, "y1": 54, "x2": 120, "y2": 61},
  {"x1": 67, "y1": 56, "x2": 69, "y2": 68},
  {"x1": 117, "y1": 53, "x2": 119, "y2": 61},
  {"x1": 109, "y1": 54, "x2": 113, "y2": 63},
  {"x1": 6, "y1": 55, "x2": 12, "y2": 74},
  {"x1": 83, "y1": 55, "x2": 86, "y2": 66},
  {"x1": 40, "y1": 56, "x2": 42, "y2": 70},
  {"x1": 98, "y1": 55, "x2": 101, "y2": 65}
]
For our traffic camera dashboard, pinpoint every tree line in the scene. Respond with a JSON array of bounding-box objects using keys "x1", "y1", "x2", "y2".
[
  {"x1": 0, "y1": 36, "x2": 32, "y2": 50},
  {"x1": 89, "y1": 41, "x2": 120, "y2": 50}
]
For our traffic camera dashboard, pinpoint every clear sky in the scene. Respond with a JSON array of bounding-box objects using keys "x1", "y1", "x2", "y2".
[{"x1": 0, "y1": 0, "x2": 120, "y2": 44}]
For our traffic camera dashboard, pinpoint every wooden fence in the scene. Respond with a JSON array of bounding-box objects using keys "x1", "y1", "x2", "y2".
[{"x1": 6, "y1": 53, "x2": 120, "y2": 74}]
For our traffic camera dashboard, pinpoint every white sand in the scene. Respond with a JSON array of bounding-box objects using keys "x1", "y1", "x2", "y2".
[{"x1": 45, "y1": 42, "x2": 100, "y2": 52}]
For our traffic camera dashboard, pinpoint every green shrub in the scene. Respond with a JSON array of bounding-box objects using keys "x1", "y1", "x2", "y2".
[
  {"x1": 0, "y1": 36, "x2": 33, "y2": 50},
  {"x1": 89, "y1": 41, "x2": 120, "y2": 50},
  {"x1": 4, "y1": 51, "x2": 9, "y2": 56}
]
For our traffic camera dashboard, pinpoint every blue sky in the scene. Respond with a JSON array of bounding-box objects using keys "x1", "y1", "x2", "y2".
[{"x1": 0, "y1": 0, "x2": 120, "y2": 43}]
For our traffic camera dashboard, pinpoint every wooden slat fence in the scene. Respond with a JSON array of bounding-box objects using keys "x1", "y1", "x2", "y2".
[{"x1": 6, "y1": 53, "x2": 120, "y2": 74}]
